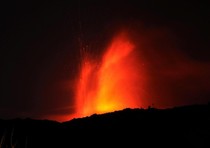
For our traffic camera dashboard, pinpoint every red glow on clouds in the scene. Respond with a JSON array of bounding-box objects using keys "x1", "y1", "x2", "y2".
[
  {"x1": 50, "y1": 26, "x2": 210, "y2": 122},
  {"x1": 73, "y1": 32, "x2": 146, "y2": 118}
]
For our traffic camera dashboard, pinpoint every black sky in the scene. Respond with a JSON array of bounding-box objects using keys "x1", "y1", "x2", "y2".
[{"x1": 0, "y1": 0, "x2": 210, "y2": 121}]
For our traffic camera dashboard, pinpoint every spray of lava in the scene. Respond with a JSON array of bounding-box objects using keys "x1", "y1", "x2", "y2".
[{"x1": 74, "y1": 31, "x2": 145, "y2": 118}]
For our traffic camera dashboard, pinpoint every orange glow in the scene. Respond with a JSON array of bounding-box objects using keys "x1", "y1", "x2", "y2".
[{"x1": 74, "y1": 31, "x2": 145, "y2": 118}]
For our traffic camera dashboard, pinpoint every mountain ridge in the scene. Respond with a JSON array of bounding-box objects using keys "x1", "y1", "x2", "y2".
[{"x1": 0, "y1": 103, "x2": 209, "y2": 147}]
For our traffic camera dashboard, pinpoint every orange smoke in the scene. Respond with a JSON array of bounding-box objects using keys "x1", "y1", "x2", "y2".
[{"x1": 74, "y1": 31, "x2": 145, "y2": 118}]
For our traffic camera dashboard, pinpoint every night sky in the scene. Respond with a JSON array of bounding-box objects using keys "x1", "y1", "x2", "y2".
[{"x1": 1, "y1": 0, "x2": 210, "y2": 121}]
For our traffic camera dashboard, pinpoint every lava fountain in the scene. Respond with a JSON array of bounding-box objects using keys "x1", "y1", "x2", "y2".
[{"x1": 74, "y1": 31, "x2": 145, "y2": 118}]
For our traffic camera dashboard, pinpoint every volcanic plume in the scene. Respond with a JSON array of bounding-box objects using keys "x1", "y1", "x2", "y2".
[{"x1": 74, "y1": 31, "x2": 146, "y2": 118}]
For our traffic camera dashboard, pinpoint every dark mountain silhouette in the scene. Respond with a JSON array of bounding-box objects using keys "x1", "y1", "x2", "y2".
[{"x1": 0, "y1": 103, "x2": 210, "y2": 148}]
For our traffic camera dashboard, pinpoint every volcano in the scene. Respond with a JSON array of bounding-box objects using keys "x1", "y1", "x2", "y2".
[
  {"x1": 0, "y1": 103, "x2": 209, "y2": 148},
  {"x1": 73, "y1": 31, "x2": 146, "y2": 119}
]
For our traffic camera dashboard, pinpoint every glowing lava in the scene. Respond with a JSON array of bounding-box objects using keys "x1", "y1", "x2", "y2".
[{"x1": 74, "y1": 32, "x2": 145, "y2": 118}]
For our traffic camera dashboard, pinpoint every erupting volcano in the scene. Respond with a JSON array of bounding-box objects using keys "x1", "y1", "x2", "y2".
[{"x1": 74, "y1": 31, "x2": 145, "y2": 118}]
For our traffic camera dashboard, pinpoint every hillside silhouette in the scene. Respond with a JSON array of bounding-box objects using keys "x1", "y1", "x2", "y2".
[{"x1": 0, "y1": 103, "x2": 210, "y2": 148}]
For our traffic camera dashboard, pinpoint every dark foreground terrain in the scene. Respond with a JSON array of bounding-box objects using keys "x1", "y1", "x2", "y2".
[{"x1": 0, "y1": 104, "x2": 210, "y2": 148}]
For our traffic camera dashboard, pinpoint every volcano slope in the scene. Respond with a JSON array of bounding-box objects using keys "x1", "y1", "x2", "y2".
[{"x1": 0, "y1": 103, "x2": 209, "y2": 148}]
